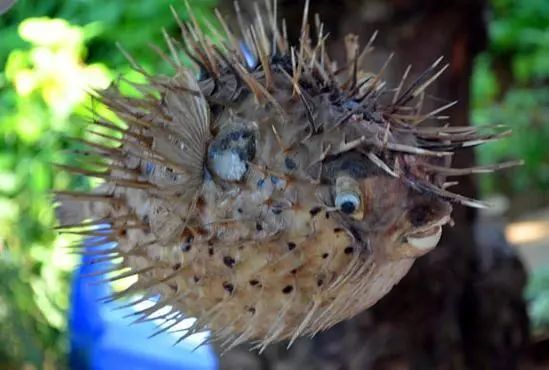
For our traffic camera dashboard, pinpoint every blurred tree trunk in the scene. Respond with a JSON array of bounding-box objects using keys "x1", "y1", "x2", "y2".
[{"x1": 218, "y1": 1, "x2": 530, "y2": 369}]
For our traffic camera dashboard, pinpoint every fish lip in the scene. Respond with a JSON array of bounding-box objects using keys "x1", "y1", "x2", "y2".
[
  {"x1": 405, "y1": 214, "x2": 451, "y2": 239},
  {"x1": 402, "y1": 215, "x2": 450, "y2": 252},
  {"x1": 405, "y1": 226, "x2": 442, "y2": 251}
]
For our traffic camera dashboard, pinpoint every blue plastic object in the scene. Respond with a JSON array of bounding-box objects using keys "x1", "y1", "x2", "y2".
[{"x1": 69, "y1": 237, "x2": 218, "y2": 370}]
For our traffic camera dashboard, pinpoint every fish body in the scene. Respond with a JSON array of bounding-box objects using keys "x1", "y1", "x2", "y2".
[{"x1": 55, "y1": 1, "x2": 516, "y2": 351}]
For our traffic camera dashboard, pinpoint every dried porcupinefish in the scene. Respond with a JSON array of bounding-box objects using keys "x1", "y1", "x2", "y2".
[{"x1": 55, "y1": 1, "x2": 519, "y2": 351}]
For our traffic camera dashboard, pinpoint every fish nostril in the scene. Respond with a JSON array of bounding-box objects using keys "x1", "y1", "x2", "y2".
[{"x1": 408, "y1": 204, "x2": 433, "y2": 227}]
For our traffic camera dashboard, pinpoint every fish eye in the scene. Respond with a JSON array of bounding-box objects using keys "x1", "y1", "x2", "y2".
[
  {"x1": 335, "y1": 192, "x2": 360, "y2": 214},
  {"x1": 334, "y1": 175, "x2": 363, "y2": 219}
]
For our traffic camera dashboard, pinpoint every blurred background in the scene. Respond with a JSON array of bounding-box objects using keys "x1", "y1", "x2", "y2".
[{"x1": 0, "y1": 0, "x2": 547, "y2": 369}]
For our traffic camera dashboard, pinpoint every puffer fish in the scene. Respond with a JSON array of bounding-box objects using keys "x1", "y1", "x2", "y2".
[{"x1": 55, "y1": 1, "x2": 519, "y2": 351}]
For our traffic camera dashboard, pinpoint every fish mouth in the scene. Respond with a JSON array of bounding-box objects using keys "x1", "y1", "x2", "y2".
[{"x1": 405, "y1": 215, "x2": 451, "y2": 250}]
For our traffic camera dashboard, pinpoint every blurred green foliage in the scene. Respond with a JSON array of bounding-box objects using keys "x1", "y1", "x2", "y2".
[
  {"x1": 0, "y1": 1, "x2": 216, "y2": 369},
  {"x1": 471, "y1": 0, "x2": 549, "y2": 344},
  {"x1": 526, "y1": 268, "x2": 549, "y2": 336},
  {"x1": 471, "y1": 0, "x2": 549, "y2": 196}
]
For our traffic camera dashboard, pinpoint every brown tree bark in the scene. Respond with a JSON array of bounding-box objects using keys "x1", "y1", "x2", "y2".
[{"x1": 218, "y1": 1, "x2": 530, "y2": 369}]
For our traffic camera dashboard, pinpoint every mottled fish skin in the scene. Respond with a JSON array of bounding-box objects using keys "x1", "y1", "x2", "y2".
[{"x1": 55, "y1": 1, "x2": 516, "y2": 351}]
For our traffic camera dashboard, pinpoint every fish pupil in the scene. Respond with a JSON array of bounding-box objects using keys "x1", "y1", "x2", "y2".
[{"x1": 340, "y1": 201, "x2": 356, "y2": 214}]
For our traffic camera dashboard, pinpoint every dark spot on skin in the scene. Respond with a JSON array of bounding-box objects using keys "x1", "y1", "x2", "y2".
[
  {"x1": 322, "y1": 253, "x2": 329, "y2": 259},
  {"x1": 325, "y1": 212, "x2": 330, "y2": 219},
  {"x1": 246, "y1": 134, "x2": 256, "y2": 159},
  {"x1": 223, "y1": 282, "x2": 234, "y2": 293},
  {"x1": 340, "y1": 201, "x2": 356, "y2": 214},
  {"x1": 196, "y1": 196, "x2": 205, "y2": 208},
  {"x1": 334, "y1": 228, "x2": 344, "y2": 233},
  {"x1": 256, "y1": 222, "x2": 263, "y2": 231},
  {"x1": 288, "y1": 242, "x2": 296, "y2": 250},
  {"x1": 237, "y1": 208, "x2": 243, "y2": 213},
  {"x1": 344, "y1": 246, "x2": 354, "y2": 254},
  {"x1": 309, "y1": 207, "x2": 322, "y2": 216},
  {"x1": 290, "y1": 269, "x2": 297, "y2": 274},
  {"x1": 282, "y1": 285, "x2": 293, "y2": 294},
  {"x1": 173, "y1": 263, "x2": 181, "y2": 270},
  {"x1": 248, "y1": 307, "x2": 256, "y2": 314},
  {"x1": 285, "y1": 157, "x2": 297, "y2": 170},
  {"x1": 249, "y1": 279, "x2": 259, "y2": 286},
  {"x1": 208, "y1": 247, "x2": 214, "y2": 256},
  {"x1": 317, "y1": 279, "x2": 324, "y2": 287},
  {"x1": 223, "y1": 256, "x2": 235, "y2": 268},
  {"x1": 193, "y1": 275, "x2": 200, "y2": 283}
]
